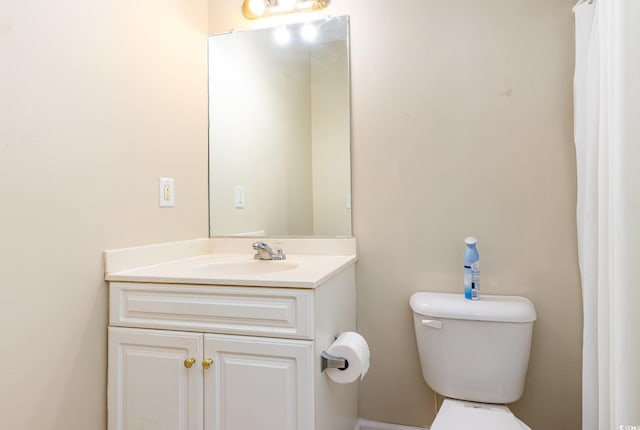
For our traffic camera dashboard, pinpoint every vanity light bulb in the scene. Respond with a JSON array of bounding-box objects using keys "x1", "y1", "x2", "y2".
[
  {"x1": 247, "y1": 0, "x2": 266, "y2": 16},
  {"x1": 300, "y1": 24, "x2": 318, "y2": 42},
  {"x1": 274, "y1": 26, "x2": 290, "y2": 45}
]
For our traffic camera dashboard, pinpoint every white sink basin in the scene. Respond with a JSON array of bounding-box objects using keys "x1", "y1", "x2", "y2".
[{"x1": 190, "y1": 259, "x2": 298, "y2": 276}]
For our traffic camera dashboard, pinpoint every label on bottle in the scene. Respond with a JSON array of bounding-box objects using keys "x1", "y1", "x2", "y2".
[{"x1": 470, "y1": 262, "x2": 480, "y2": 300}]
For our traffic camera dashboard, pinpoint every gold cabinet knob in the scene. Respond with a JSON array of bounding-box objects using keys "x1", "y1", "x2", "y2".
[
  {"x1": 202, "y1": 358, "x2": 214, "y2": 369},
  {"x1": 184, "y1": 358, "x2": 197, "y2": 369}
]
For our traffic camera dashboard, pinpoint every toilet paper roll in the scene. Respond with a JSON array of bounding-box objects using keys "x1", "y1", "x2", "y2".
[{"x1": 325, "y1": 331, "x2": 370, "y2": 384}]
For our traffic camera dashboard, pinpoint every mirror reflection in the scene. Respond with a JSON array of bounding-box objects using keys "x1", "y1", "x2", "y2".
[{"x1": 208, "y1": 16, "x2": 351, "y2": 237}]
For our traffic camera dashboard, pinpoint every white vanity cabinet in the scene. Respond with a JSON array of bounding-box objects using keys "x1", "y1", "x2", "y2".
[{"x1": 107, "y1": 264, "x2": 357, "y2": 430}]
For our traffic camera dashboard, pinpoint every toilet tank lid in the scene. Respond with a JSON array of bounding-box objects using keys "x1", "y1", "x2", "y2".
[{"x1": 410, "y1": 292, "x2": 537, "y2": 323}]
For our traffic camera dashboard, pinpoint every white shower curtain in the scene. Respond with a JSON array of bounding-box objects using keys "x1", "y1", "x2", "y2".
[{"x1": 573, "y1": 1, "x2": 640, "y2": 429}]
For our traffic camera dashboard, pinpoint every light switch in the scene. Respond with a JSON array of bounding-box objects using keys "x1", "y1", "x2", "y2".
[{"x1": 234, "y1": 186, "x2": 245, "y2": 209}]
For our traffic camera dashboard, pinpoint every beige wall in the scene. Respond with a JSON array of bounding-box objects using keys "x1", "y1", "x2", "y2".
[
  {"x1": 210, "y1": 1, "x2": 582, "y2": 429},
  {"x1": 0, "y1": 1, "x2": 208, "y2": 429}
]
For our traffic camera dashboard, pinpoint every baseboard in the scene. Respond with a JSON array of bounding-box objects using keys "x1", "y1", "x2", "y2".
[{"x1": 355, "y1": 418, "x2": 428, "y2": 430}]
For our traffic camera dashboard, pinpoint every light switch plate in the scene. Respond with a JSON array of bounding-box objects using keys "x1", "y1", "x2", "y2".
[{"x1": 234, "y1": 186, "x2": 245, "y2": 209}]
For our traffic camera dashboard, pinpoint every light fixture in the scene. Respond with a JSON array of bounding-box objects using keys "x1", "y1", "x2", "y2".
[
  {"x1": 244, "y1": 0, "x2": 266, "y2": 17},
  {"x1": 242, "y1": 0, "x2": 330, "y2": 20},
  {"x1": 278, "y1": 0, "x2": 297, "y2": 10}
]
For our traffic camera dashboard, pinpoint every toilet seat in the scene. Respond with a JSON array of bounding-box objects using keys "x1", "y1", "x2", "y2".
[{"x1": 431, "y1": 399, "x2": 532, "y2": 430}]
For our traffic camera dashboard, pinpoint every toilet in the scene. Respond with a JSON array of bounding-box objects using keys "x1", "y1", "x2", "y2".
[{"x1": 409, "y1": 292, "x2": 537, "y2": 430}]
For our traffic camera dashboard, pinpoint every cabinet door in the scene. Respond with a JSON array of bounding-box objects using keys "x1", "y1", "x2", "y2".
[
  {"x1": 108, "y1": 327, "x2": 203, "y2": 430},
  {"x1": 203, "y1": 334, "x2": 314, "y2": 430}
]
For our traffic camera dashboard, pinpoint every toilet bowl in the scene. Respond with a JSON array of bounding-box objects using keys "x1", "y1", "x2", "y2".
[{"x1": 409, "y1": 292, "x2": 537, "y2": 430}]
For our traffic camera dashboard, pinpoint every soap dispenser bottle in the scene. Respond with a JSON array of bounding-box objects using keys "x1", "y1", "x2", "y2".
[{"x1": 464, "y1": 237, "x2": 480, "y2": 300}]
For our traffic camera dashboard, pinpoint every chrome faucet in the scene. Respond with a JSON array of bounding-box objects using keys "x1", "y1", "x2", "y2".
[{"x1": 252, "y1": 242, "x2": 286, "y2": 260}]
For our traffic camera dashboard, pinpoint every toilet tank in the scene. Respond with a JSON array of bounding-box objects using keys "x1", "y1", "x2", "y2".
[{"x1": 410, "y1": 292, "x2": 536, "y2": 404}]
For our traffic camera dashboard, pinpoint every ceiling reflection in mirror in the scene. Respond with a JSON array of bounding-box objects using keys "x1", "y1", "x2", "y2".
[{"x1": 208, "y1": 16, "x2": 351, "y2": 237}]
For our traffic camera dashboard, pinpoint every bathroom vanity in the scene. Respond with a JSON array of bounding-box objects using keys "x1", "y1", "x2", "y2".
[{"x1": 104, "y1": 238, "x2": 358, "y2": 430}]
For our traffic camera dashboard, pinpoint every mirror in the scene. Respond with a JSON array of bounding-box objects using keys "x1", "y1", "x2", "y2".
[{"x1": 208, "y1": 16, "x2": 351, "y2": 237}]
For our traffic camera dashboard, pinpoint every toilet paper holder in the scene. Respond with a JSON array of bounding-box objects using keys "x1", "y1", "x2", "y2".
[{"x1": 321, "y1": 350, "x2": 349, "y2": 373}]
